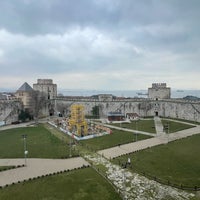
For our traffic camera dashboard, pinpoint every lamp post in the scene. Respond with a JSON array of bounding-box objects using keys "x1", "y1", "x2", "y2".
[
  {"x1": 167, "y1": 121, "x2": 170, "y2": 143},
  {"x1": 69, "y1": 136, "x2": 72, "y2": 157},
  {"x1": 135, "y1": 120, "x2": 138, "y2": 142},
  {"x1": 69, "y1": 133, "x2": 73, "y2": 157},
  {"x1": 22, "y1": 134, "x2": 28, "y2": 166}
]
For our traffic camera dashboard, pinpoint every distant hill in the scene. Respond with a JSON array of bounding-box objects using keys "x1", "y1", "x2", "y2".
[{"x1": 183, "y1": 96, "x2": 200, "y2": 100}]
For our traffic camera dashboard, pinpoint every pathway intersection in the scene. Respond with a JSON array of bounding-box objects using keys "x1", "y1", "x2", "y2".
[
  {"x1": 98, "y1": 118, "x2": 200, "y2": 159},
  {"x1": 0, "y1": 118, "x2": 199, "y2": 199}
]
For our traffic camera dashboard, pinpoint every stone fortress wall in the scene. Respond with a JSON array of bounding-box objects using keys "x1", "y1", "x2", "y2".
[
  {"x1": 0, "y1": 97, "x2": 200, "y2": 124},
  {"x1": 55, "y1": 97, "x2": 200, "y2": 122},
  {"x1": 1, "y1": 81, "x2": 200, "y2": 124},
  {"x1": 0, "y1": 100, "x2": 22, "y2": 125}
]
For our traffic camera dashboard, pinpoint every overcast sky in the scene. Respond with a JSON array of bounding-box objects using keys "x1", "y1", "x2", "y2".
[{"x1": 0, "y1": 0, "x2": 200, "y2": 91}]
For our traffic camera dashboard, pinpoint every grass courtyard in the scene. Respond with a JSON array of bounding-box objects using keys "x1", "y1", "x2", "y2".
[
  {"x1": 0, "y1": 124, "x2": 122, "y2": 200},
  {"x1": 0, "y1": 119, "x2": 199, "y2": 198},
  {"x1": 161, "y1": 119, "x2": 195, "y2": 133},
  {"x1": 113, "y1": 133, "x2": 200, "y2": 187},
  {"x1": 0, "y1": 166, "x2": 15, "y2": 171},
  {"x1": 0, "y1": 167, "x2": 121, "y2": 200},
  {"x1": 80, "y1": 129, "x2": 151, "y2": 151},
  {"x1": 0, "y1": 124, "x2": 76, "y2": 158},
  {"x1": 111, "y1": 119, "x2": 156, "y2": 133}
]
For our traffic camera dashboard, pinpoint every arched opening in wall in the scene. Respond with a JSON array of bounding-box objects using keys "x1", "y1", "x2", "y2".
[
  {"x1": 49, "y1": 108, "x2": 54, "y2": 116},
  {"x1": 155, "y1": 111, "x2": 158, "y2": 116}
]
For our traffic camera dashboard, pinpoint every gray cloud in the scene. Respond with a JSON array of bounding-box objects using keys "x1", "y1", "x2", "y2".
[
  {"x1": 0, "y1": 0, "x2": 200, "y2": 90},
  {"x1": 1, "y1": 0, "x2": 199, "y2": 34}
]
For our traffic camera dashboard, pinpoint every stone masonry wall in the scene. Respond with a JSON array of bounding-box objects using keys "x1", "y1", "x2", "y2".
[
  {"x1": 1, "y1": 98, "x2": 199, "y2": 124},
  {"x1": 54, "y1": 98, "x2": 200, "y2": 122},
  {"x1": 0, "y1": 100, "x2": 22, "y2": 125}
]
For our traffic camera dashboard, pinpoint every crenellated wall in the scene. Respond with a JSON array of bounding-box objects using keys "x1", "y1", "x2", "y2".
[{"x1": 148, "y1": 83, "x2": 171, "y2": 99}]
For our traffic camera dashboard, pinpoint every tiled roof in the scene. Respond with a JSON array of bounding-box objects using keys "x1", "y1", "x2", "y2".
[
  {"x1": 17, "y1": 82, "x2": 33, "y2": 92},
  {"x1": 107, "y1": 112, "x2": 124, "y2": 116}
]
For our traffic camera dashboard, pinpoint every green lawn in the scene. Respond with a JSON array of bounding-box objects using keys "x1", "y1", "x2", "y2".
[
  {"x1": 162, "y1": 117, "x2": 200, "y2": 125},
  {"x1": 80, "y1": 129, "x2": 151, "y2": 151},
  {"x1": 111, "y1": 120, "x2": 156, "y2": 133},
  {"x1": 161, "y1": 120, "x2": 195, "y2": 133},
  {"x1": 0, "y1": 166, "x2": 15, "y2": 171},
  {"x1": 0, "y1": 167, "x2": 121, "y2": 200},
  {"x1": 0, "y1": 125, "x2": 76, "y2": 158},
  {"x1": 113, "y1": 134, "x2": 200, "y2": 187}
]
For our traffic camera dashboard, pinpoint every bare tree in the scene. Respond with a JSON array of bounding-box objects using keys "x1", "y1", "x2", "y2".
[{"x1": 31, "y1": 91, "x2": 47, "y2": 123}]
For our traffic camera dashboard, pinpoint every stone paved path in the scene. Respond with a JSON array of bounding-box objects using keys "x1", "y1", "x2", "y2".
[
  {"x1": 154, "y1": 116, "x2": 165, "y2": 135},
  {"x1": 84, "y1": 154, "x2": 195, "y2": 200},
  {"x1": 98, "y1": 125, "x2": 200, "y2": 159},
  {"x1": 0, "y1": 157, "x2": 89, "y2": 187}
]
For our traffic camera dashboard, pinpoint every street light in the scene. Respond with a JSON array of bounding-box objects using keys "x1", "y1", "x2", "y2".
[
  {"x1": 69, "y1": 136, "x2": 72, "y2": 157},
  {"x1": 167, "y1": 121, "x2": 170, "y2": 143},
  {"x1": 135, "y1": 120, "x2": 138, "y2": 142},
  {"x1": 22, "y1": 134, "x2": 28, "y2": 166},
  {"x1": 69, "y1": 133, "x2": 73, "y2": 157}
]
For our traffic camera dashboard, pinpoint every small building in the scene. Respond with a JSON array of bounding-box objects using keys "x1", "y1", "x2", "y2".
[
  {"x1": 33, "y1": 79, "x2": 57, "y2": 100},
  {"x1": 0, "y1": 93, "x2": 17, "y2": 100},
  {"x1": 15, "y1": 82, "x2": 34, "y2": 110},
  {"x1": 126, "y1": 113, "x2": 139, "y2": 120},
  {"x1": 107, "y1": 112, "x2": 125, "y2": 121},
  {"x1": 0, "y1": 93, "x2": 7, "y2": 100},
  {"x1": 148, "y1": 83, "x2": 171, "y2": 100},
  {"x1": 98, "y1": 94, "x2": 113, "y2": 101}
]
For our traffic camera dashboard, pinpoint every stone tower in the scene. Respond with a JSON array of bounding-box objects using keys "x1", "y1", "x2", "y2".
[
  {"x1": 33, "y1": 79, "x2": 57, "y2": 99},
  {"x1": 148, "y1": 83, "x2": 171, "y2": 100},
  {"x1": 15, "y1": 82, "x2": 34, "y2": 110}
]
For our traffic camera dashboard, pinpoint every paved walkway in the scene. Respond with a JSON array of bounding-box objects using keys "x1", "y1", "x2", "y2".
[
  {"x1": 0, "y1": 157, "x2": 89, "y2": 187},
  {"x1": 154, "y1": 116, "x2": 165, "y2": 135},
  {"x1": 98, "y1": 125, "x2": 200, "y2": 159},
  {"x1": 0, "y1": 122, "x2": 34, "y2": 132}
]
